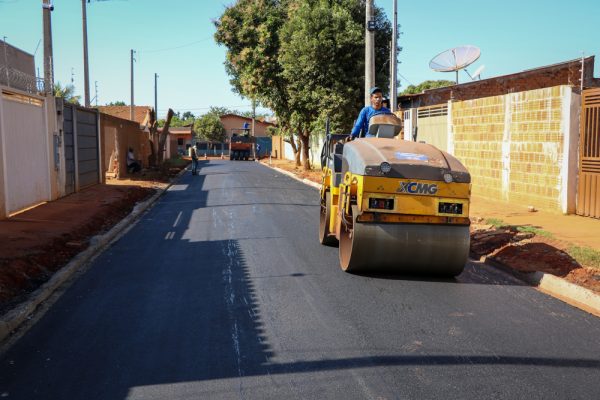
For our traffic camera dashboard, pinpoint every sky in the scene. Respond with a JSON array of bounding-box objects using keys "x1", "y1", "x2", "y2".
[{"x1": 1, "y1": 0, "x2": 599, "y2": 119}]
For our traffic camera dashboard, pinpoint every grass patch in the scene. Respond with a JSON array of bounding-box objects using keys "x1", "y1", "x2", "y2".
[
  {"x1": 568, "y1": 246, "x2": 600, "y2": 270},
  {"x1": 164, "y1": 156, "x2": 189, "y2": 168},
  {"x1": 485, "y1": 218, "x2": 505, "y2": 228},
  {"x1": 516, "y1": 225, "x2": 554, "y2": 238}
]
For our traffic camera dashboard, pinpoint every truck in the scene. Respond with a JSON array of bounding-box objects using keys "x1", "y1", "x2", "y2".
[{"x1": 229, "y1": 132, "x2": 255, "y2": 161}]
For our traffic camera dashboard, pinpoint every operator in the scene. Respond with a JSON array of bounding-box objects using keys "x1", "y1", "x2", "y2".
[{"x1": 350, "y1": 87, "x2": 391, "y2": 139}]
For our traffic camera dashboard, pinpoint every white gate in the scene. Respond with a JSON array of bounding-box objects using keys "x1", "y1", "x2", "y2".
[{"x1": 0, "y1": 88, "x2": 50, "y2": 215}]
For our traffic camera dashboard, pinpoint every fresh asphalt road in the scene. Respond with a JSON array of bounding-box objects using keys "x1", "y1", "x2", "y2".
[{"x1": 1, "y1": 160, "x2": 600, "y2": 400}]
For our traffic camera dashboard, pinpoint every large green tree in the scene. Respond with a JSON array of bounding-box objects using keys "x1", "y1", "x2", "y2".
[{"x1": 215, "y1": 0, "x2": 392, "y2": 169}]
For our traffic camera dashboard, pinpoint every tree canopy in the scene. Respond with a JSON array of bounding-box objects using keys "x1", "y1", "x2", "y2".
[
  {"x1": 214, "y1": 0, "x2": 393, "y2": 169},
  {"x1": 401, "y1": 80, "x2": 455, "y2": 95},
  {"x1": 54, "y1": 82, "x2": 80, "y2": 104},
  {"x1": 105, "y1": 101, "x2": 126, "y2": 106},
  {"x1": 194, "y1": 113, "x2": 226, "y2": 142}
]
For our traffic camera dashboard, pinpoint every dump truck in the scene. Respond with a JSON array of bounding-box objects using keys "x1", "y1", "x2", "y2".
[
  {"x1": 319, "y1": 114, "x2": 471, "y2": 276},
  {"x1": 229, "y1": 134, "x2": 255, "y2": 161}
]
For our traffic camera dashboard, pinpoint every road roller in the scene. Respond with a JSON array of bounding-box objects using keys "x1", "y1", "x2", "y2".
[{"x1": 319, "y1": 114, "x2": 471, "y2": 276}]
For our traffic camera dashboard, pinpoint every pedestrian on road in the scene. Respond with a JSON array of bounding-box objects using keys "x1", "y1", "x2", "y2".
[
  {"x1": 126, "y1": 147, "x2": 141, "y2": 173},
  {"x1": 350, "y1": 87, "x2": 391, "y2": 140},
  {"x1": 190, "y1": 145, "x2": 198, "y2": 175}
]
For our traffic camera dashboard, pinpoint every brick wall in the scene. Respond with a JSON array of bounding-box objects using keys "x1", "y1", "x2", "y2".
[
  {"x1": 451, "y1": 86, "x2": 577, "y2": 213},
  {"x1": 452, "y1": 95, "x2": 506, "y2": 201},
  {"x1": 100, "y1": 113, "x2": 149, "y2": 178}
]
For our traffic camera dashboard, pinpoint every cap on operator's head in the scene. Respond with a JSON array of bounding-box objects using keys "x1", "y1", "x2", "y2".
[{"x1": 369, "y1": 87, "x2": 382, "y2": 96}]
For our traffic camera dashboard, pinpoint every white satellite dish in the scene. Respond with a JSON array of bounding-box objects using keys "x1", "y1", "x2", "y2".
[
  {"x1": 470, "y1": 65, "x2": 485, "y2": 80},
  {"x1": 429, "y1": 45, "x2": 481, "y2": 84}
]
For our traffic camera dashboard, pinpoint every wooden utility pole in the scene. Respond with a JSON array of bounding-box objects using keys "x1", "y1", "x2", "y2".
[
  {"x1": 42, "y1": 0, "x2": 54, "y2": 94},
  {"x1": 130, "y1": 49, "x2": 135, "y2": 120},
  {"x1": 365, "y1": 0, "x2": 375, "y2": 106},
  {"x1": 81, "y1": 0, "x2": 90, "y2": 107}
]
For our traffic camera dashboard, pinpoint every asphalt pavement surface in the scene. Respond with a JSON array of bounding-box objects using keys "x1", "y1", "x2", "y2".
[{"x1": 1, "y1": 160, "x2": 599, "y2": 399}]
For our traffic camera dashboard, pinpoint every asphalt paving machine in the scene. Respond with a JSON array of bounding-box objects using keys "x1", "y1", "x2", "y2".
[{"x1": 319, "y1": 114, "x2": 471, "y2": 276}]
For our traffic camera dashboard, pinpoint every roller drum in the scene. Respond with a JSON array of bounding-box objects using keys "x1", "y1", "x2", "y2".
[{"x1": 340, "y1": 213, "x2": 470, "y2": 276}]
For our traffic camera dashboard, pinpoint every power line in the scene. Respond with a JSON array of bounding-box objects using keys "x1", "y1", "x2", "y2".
[{"x1": 138, "y1": 37, "x2": 212, "y2": 54}]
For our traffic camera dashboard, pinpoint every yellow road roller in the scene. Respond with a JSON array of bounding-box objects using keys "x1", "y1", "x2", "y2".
[{"x1": 319, "y1": 114, "x2": 471, "y2": 276}]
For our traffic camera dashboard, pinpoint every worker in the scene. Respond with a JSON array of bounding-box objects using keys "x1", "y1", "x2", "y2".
[
  {"x1": 126, "y1": 147, "x2": 141, "y2": 173},
  {"x1": 189, "y1": 145, "x2": 198, "y2": 175},
  {"x1": 350, "y1": 87, "x2": 391, "y2": 139}
]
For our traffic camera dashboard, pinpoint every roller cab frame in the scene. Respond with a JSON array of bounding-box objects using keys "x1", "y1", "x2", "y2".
[{"x1": 319, "y1": 114, "x2": 472, "y2": 276}]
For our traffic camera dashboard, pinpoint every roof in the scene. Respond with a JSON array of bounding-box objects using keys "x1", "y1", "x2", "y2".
[
  {"x1": 157, "y1": 126, "x2": 194, "y2": 135},
  {"x1": 97, "y1": 106, "x2": 152, "y2": 125},
  {"x1": 220, "y1": 113, "x2": 276, "y2": 126}
]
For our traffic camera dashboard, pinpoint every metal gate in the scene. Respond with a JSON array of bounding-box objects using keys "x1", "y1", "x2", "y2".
[
  {"x1": 62, "y1": 103, "x2": 100, "y2": 192},
  {"x1": 62, "y1": 102, "x2": 76, "y2": 195},
  {"x1": 577, "y1": 88, "x2": 600, "y2": 218}
]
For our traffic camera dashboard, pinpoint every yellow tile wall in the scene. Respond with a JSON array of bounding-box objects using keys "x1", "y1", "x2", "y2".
[
  {"x1": 452, "y1": 96, "x2": 505, "y2": 201},
  {"x1": 451, "y1": 86, "x2": 565, "y2": 212}
]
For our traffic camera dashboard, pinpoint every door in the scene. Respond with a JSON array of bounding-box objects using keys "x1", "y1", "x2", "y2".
[{"x1": 576, "y1": 88, "x2": 600, "y2": 218}]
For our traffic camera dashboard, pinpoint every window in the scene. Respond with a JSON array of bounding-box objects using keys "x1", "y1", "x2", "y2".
[{"x1": 177, "y1": 138, "x2": 184, "y2": 145}]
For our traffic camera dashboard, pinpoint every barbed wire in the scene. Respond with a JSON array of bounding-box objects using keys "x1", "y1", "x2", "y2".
[{"x1": 0, "y1": 65, "x2": 46, "y2": 94}]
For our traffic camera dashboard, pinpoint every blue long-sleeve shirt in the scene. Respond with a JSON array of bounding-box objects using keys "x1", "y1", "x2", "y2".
[{"x1": 351, "y1": 106, "x2": 391, "y2": 138}]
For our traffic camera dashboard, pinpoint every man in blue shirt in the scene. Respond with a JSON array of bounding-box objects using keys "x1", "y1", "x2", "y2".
[{"x1": 350, "y1": 87, "x2": 391, "y2": 139}]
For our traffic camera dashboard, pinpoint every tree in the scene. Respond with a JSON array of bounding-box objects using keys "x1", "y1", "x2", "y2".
[
  {"x1": 105, "y1": 101, "x2": 126, "y2": 106},
  {"x1": 181, "y1": 111, "x2": 195, "y2": 120},
  {"x1": 279, "y1": 0, "x2": 392, "y2": 169},
  {"x1": 194, "y1": 113, "x2": 226, "y2": 143},
  {"x1": 215, "y1": 0, "x2": 392, "y2": 170},
  {"x1": 401, "y1": 80, "x2": 455, "y2": 95},
  {"x1": 54, "y1": 82, "x2": 80, "y2": 104}
]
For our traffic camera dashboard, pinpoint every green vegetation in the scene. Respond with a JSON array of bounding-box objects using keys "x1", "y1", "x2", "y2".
[
  {"x1": 485, "y1": 218, "x2": 505, "y2": 228},
  {"x1": 194, "y1": 113, "x2": 226, "y2": 142},
  {"x1": 401, "y1": 80, "x2": 455, "y2": 95},
  {"x1": 105, "y1": 101, "x2": 126, "y2": 106},
  {"x1": 515, "y1": 225, "x2": 554, "y2": 238},
  {"x1": 53, "y1": 82, "x2": 81, "y2": 104},
  {"x1": 567, "y1": 246, "x2": 600, "y2": 270}
]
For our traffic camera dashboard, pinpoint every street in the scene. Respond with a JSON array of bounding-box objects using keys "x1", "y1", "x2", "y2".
[{"x1": 1, "y1": 159, "x2": 599, "y2": 400}]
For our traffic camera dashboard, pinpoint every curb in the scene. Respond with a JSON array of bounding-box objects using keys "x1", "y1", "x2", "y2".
[
  {"x1": 265, "y1": 161, "x2": 600, "y2": 318},
  {"x1": 0, "y1": 166, "x2": 190, "y2": 344},
  {"x1": 267, "y1": 164, "x2": 321, "y2": 190},
  {"x1": 481, "y1": 255, "x2": 600, "y2": 317}
]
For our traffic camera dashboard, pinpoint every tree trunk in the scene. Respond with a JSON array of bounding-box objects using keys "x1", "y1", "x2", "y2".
[
  {"x1": 157, "y1": 109, "x2": 174, "y2": 165},
  {"x1": 300, "y1": 131, "x2": 310, "y2": 170},
  {"x1": 146, "y1": 108, "x2": 158, "y2": 167},
  {"x1": 295, "y1": 135, "x2": 302, "y2": 167}
]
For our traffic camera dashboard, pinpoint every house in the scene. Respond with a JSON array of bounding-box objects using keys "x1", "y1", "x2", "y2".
[
  {"x1": 0, "y1": 38, "x2": 37, "y2": 93},
  {"x1": 396, "y1": 56, "x2": 600, "y2": 217},
  {"x1": 159, "y1": 125, "x2": 194, "y2": 156},
  {"x1": 220, "y1": 114, "x2": 276, "y2": 140}
]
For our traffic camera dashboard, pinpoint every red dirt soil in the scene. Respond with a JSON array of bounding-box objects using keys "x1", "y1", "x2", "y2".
[{"x1": 0, "y1": 184, "x2": 155, "y2": 314}]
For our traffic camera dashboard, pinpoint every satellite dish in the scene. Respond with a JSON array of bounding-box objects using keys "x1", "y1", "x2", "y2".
[
  {"x1": 429, "y1": 45, "x2": 481, "y2": 83},
  {"x1": 471, "y1": 65, "x2": 485, "y2": 80}
]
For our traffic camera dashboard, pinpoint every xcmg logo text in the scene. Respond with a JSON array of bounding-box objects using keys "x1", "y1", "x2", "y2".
[{"x1": 398, "y1": 182, "x2": 438, "y2": 195}]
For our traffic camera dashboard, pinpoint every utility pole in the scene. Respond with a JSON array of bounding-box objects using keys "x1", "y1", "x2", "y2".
[
  {"x1": 82, "y1": 0, "x2": 90, "y2": 107},
  {"x1": 42, "y1": 0, "x2": 54, "y2": 95},
  {"x1": 130, "y1": 49, "x2": 135, "y2": 121},
  {"x1": 364, "y1": 0, "x2": 375, "y2": 106},
  {"x1": 154, "y1": 73, "x2": 158, "y2": 121},
  {"x1": 390, "y1": 0, "x2": 398, "y2": 111},
  {"x1": 2, "y1": 37, "x2": 9, "y2": 87},
  {"x1": 251, "y1": 98, "x2": 256, "y2": 137}
]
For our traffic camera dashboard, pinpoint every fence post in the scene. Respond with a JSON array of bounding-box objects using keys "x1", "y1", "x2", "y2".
[{"x1": 0, "y1": 89, "x2": 7, "y2": 218}]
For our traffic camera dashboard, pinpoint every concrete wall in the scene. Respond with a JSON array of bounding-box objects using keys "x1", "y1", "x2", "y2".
[
  {"x1": 0, "y1": 87, "x2": 52, "y2": 218},
  {"x1": 99, "y1": 113, "x2": 149, "y2": 179},
  {"x1": 451, "y1": 85, "x2": 578, "y2": 213}
]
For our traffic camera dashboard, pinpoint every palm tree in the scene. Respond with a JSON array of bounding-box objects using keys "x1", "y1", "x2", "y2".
[{"x1": 53, "y1": 82, "x2": 81, "y2": 105}]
